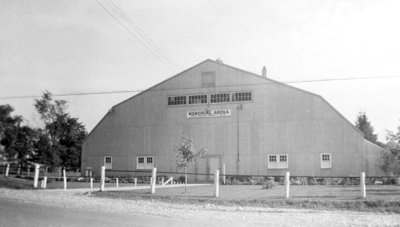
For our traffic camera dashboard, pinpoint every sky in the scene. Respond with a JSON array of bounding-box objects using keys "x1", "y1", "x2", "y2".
[{"x1": 0, "y1": 0, "x2": 400, "y2": 141}]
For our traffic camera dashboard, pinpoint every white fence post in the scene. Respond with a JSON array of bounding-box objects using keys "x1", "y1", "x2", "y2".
[
  {"x1": 222, "y1": 163, "x2": 226, "y2": 185},
  {"x1": 43, "y1": 176, "x2": 47, "y2": 189},
  {"x1": 161, "y1": 177, "x2": 164, "y2": 185},
  {"x1": 90, "y1": 178, "x2": 93, "y2": 189},
  {"x1": 285, "y1": 171, "x2": 290, "y2": 199},
  {"x1": 100, "y1": 166, "x2": 105, "y2": 191},
  {"x1": 63, "y1": 169, "x2": 67, "y2": 191},
  {"x1": 134, "y1": 177, "x2": 137, "y2": 187},
  {"x1": 360, "y1": 172, "x2": 366, "y2": 199},
  {"x1": 27, "y1": 165, "x2": 31, "y2": 177},
  {"x1": 33, "y1": 164, "x2": 40, "y2": 188},
  {"x1": 5, "y1": 164, "x2": 10, "y2": 177},
  {"x1": 151, "y1": 168, "x2": 157, "y2": 194},
  {"x1": 215, "y1": 170, "x2": 220, "y2": 198},
  {"x1": 116, "y1": 178, "x2": 119, "y2": 188},
  {"x1": 17, "y1": 165, "x2": 21, "y2": 176}
]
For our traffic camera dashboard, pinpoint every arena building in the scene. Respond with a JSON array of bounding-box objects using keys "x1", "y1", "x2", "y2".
[{"x1": 81, "y1": 59, "x2": 386, "y2": 181}]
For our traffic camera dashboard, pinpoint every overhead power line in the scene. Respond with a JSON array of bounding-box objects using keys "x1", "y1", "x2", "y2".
[
  {"x1": 94, "y1": 0, "x2": 179, "y2": 71},
  {"x1": 0, "y1": 90, "x2": 143, "y2": 100},
  {"x1": 105, "y1": 0, "x2": 180, "y2": 68},
  {"x1": 1, "y1": 74, "x2": 399, "y2": 100}
]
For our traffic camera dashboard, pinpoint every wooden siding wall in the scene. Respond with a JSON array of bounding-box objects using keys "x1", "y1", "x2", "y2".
[
  {"x1": 364, "y1": 141, "x2": 387, "y2": 176},
  {"x1": 82, "y1": 61, "x2": 377, "y2": 177}
]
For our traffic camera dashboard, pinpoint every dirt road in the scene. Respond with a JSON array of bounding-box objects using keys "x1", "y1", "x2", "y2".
[{"x1": 0, "y1": 188, "x2": 399, "y2": 227}]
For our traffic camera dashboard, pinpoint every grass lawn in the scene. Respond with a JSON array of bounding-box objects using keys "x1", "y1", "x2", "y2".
[
  {"x1": 0, "y1": 177, "x2": 33, "y2": 189},
  {"x1": 93, "y1": 184, "x2": 400, "y2": 213},
  {"x1": 2, "y1": 176, "x2": 400, "y2": 213}
]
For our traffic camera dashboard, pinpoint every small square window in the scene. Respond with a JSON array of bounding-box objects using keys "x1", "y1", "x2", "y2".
[
  {"x1": 137, "y1": 156, "x2": 154, "y2": 169},
  {"x1": 104, "y1": 156, "x2": 112, "y2": 169},
  {"x1": 320, "y1": 153, "x2": 332, "y2": 169},
  {"x1": 268, "y1": 154, "x2": 288, "y2": 169}
]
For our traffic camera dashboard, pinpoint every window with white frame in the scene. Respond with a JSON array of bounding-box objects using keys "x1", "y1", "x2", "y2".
[
  {"x1": 268, "y1": 154, "x2": 288, "y2": 169},
  {"x1": 188, "y1": 94, "x2": 207, "y2": 104},
  {"x1": 210, "y1": 93, "x2": 230, "y2": 103},
  {"x1": 320, "y1": 153, "x2": 332, "y2": 169},
  {"x1": 104, "y1": 156, "x2": 112, "y2": 169},
  {"x1": 167, "y1": 96, "x2": 186, "y2": 106},
  {"x1": 232, "y1": 92, "x2": 252, "y2": 102},
  {"x1": 137, "y1": 156, "x2": 154, "y2": 169}
]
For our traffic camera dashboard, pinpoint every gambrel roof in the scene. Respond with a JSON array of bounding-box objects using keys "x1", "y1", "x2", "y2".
[{"x1": 84, "y1": 59, "x2": 364, "y2": 142}]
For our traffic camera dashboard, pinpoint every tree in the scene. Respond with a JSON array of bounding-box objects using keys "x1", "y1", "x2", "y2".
[
  {"x1": 56, "y1": 115, "x2": 87, "y2": 170},
  {"x1": 355, "y1": 112, "x2": 378, "y2": 144},
  {"x1": 380, "y1": 151, "x2": 400, "y2": 176},
  {"x1": 379, "y1": 122, "x2": 400, "y2": 175},
  {"x1": 0, "y1": 105, "x2": 33, "y2": 165},
  {"x1": 176, "y1": 135, "x2": 206, "y2": 192},
  {"x1": 34, "y1": 91, "x2": 87, "y2": 170}
]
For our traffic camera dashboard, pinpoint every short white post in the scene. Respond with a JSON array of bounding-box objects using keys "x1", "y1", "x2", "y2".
[
  {"x1": 360, "y1": 172, "x2": 366, "y2": 199},
  {"x1": 222, "y1": 163, "x2": 226, "y2": 185},
  {"x1": 43, "y1": 176, "x2": 47, "y2": 189},
  {"x1": 63, "y1": 169, "x2": 67, "y2": 191},
  {"x1": 5, "y1": 164, "x2": 10, "y2": 177},
  {"x1": 90, "y1": 178, "x2": 93, "y2": 189},
  {"x1": 33, "y1": 164, "x2": 40, "y2": 188},
  {"x1": 116, "y1": 178, "x2": 119, "y2": 188},
  {"x1": 161, "y1": 177, "x2": 164, "y2": 185},
  {"x1": 285, "y1": 171, "x2": 290, "y2": 199},
  {"x1": 151, "y1": 168, "x2": 157, "y2": 194},
  {"x1": 27, "y1": 166, "x2": 31, "y2": 177},
  {"x1": 100, "y1": 166, "x2": 105, "y2": 191},
  {"x1": 17, "y1": 165, "x2": 21, "y2": 175},
  {"x1": 134, "y1": 177, "x2": 137, "y2": 187},
  {"x1": 215, "y1": 170, "x2": 220, "y2": 198}
]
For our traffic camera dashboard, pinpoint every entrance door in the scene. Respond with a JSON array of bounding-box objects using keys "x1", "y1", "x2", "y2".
[
  {"x1": 196, "y1": 158, "x2": 207, "y2": 182},
  {"x1": 208, "y1": 158, "x2": 220, "y2": 181},
  {"x1": 195, "y1": 156, "x2": 221, "y2": 182}
]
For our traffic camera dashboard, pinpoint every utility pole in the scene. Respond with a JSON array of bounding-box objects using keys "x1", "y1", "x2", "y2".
[{"x1": 236, "y1": 104, "x2": 243, "y2": 175}]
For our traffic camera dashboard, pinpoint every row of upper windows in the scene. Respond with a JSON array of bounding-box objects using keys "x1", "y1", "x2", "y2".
[{"x1": 168, "y1": 92, "x2": 252, "y2": 106}]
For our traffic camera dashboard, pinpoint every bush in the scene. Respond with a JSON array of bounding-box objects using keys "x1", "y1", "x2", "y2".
[{"x1": 262, "y1": 180, "x2": 277, "y2": 189}]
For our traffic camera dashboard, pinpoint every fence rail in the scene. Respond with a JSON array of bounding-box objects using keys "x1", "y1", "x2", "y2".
[{"x1": 2, "y1": 164, "x2": 400, "y2": 201}]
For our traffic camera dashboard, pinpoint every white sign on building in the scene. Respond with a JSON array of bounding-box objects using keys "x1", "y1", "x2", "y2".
[{"x1": 187, "y1": 109, "x2": 232, "y2": 118}]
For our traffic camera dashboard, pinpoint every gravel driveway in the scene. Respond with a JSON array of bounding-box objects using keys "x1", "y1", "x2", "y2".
[{"x1": 1, "y1": 187, "x2": 399, "y2": 226}]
